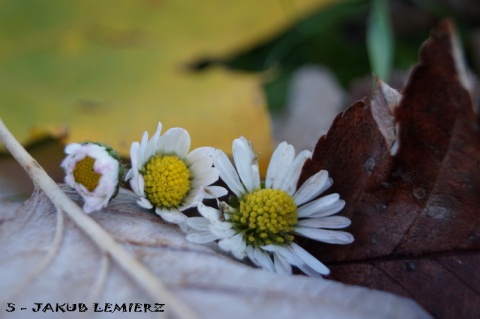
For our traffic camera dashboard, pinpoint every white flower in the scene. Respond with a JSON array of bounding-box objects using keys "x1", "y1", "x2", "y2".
[
  {"x1": 186, "y1": 137, "x2": 354, "y2": 277},
  {"x1": 61, "y1": 142, "x2": 122, "y2": 213},
  {"x1": 125, "y1": 122, "x2": 227, "y2": 225}
]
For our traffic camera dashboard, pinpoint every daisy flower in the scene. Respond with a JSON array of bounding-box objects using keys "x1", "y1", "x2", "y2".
[
  {"x1": 61, "y1": 142, "x2": 123, "y2": 213},
  {"x1": 125, "y1": 122, "x2": 226, "y2": 225},
  {"x1": 186, "y1": 137, "x2": 354, "y2": 277}
]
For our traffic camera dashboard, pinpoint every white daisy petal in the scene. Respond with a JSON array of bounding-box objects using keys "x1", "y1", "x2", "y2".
[
  {"x1": 157, "y1": 127, "x2": 191, "y2": 158},
  {"x1": 260, "y1": 244, "x2": 280, "y2": 253},
  {"x1": 290, "y1": 243, "x2": 330, "y2": 275},
  {"x1": 64, "y1": 174, "x2": 75, "y2": 187},
  {"x1": 187, "y1": 217, "x2": 211, "y2": 231},
  {"x1": 273, "y1": 252, "x2": 292, "y2": 275},
  {"x1": 323, "y1": 178, "x2": 334, "y2": 193},
  {"x1": 173, "y1": 129, "x2": 192, "y2": 158},
  {"x1": 187, "y1": 232, "x2": 219, "y2": 244},
  {"x1": 266, "y1": 245, "x2": 301, "y2": 267},
  {"x1": 265, "y1": 245, "x2": 315, "y2": 278},
  {"x1": 94, "y1": 157, "x2": 119, "y2": 180},
  {"x1": 83, "y1": 196, "x2": 109, "y2": 214},
  {"x1": 279, "y1": 149, "x2": 311, "y2": 195},
  {"x1": 76, "y1": 183, "x2": 92, "y2": 197},
  {"x1": 213, "y1": 149, "x2": 245, "y2": 197},
  {"x1": 128, "y1": 173, "x2": 144, "y2": 197},
  {"x1": 178, "y1": 220, "x2": 190, "y2": 233},
  {"x1": 297, "y1": 216, "x2": 351, "y2": 229},
  {"x1": 155, "y1": 207, "x2": 187, "y2": 225},
  {"x1": 250, "y1": 159, "x2": 261, "y2": 190},
  {"x1": 246, "y1": 246, "x2": 258, "y2": 265},
  {"x1": 232, "y1": 137, "x2": 260, "y2": 192},
  {"x1": 178, "y1": 188, "x2": 205, "y2": 211},
  {"x1": 129, "y1": 142, "x2": 141, "y2": 173},
  {"x1": 189, "y1": 155, "x2": 214, "y2": 176},
  {"x1": 253, "y1": 248, "x2": 275, "y2": 272},
  {"x1": 64, "y1": 143, "x2": 81, "y2": 155},
  {"x1": 295, "y1": 263, "x2": 325, "y2": 278},
  {"x1": 197, "y1": 203, "x2": 222, "y2": 222},
  {"x1": 209, "y1": 223, "x2": 236, "y2": 238},
  {"x1": 186, "y1": 147, "x2": 215, "y2": 165},
  {"x1": 305, "y1": 200, "x2": 346, "y2": 218},
  {"x1": 124, "y1": 168, "x2": 134, "y2": 181},
  {"x1": 218, "y1": 237, "x2": 234, "y2": 253},
  {"x1": 294, "y1": 227, "x2": 354, "y2": 244},
  {"x1": 169, "y1": 128, "x2": 191, "y2": 158},
  {"x1": 190, "y1": 167, "x2": 220, "y2": 189},
  {"x1": 219, "y1": 233, "x2": 246, "y2": 259},
  {"x1": 137, "y1": 197, "x2": 153, "y2": 210},
  {"x1": 139, "y1": 130, "x2": 149, "y2": 159},
  {"x1": 262, "y1": 245, "x2": 293, "y2": 274},
  {"x1": 294, "y1": 170, "x2": 329, "y2": 205},
  {"x1": 203, "y1": 186, "x2": 228, "y2": 199},
  {"x1": 266, "y1": 142, "x2": 295, "y2": 189},
  {"x1": 145, "y1": 122, "x2": 162, "y2": 160},
  {"x1": 297, "y1": 193, "x2": 341, "y2": 217},
  {"x1": 230, "y1": 234, "x2": 247, "y2": 259},
  {"x1": 137, "y1": 173, "x2": 146, "y2": 195}
]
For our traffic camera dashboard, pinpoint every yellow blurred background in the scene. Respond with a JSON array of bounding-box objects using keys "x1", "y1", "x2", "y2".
[{"x1": 0, "y1": 0, "x2": 337, "y2": 175}]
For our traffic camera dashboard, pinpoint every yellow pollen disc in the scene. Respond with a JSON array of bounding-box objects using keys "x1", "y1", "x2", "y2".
[
  {"x1": 73, "y1": 156, "x2": 101, "y2": 192},
  {"x1": 232, "y1": 188, "x2": 297, "y2": 247},
  {"x1": 141, "y1": 154, "x2": 191, "y2": 208}
]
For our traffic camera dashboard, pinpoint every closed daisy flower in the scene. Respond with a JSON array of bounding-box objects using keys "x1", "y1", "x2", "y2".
[
  {"x1": 61, "y1": 142, "x2": 123, "y2": 213},
  {"x1": 186, "y1": 137, "x2": 353, "y2": 277},
  {"x1": 125, "y1": 122, "x2": 226, "y2": 225}
]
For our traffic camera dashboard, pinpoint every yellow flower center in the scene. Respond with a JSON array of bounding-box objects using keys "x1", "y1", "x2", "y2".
[
  {"x1": 231, "y1": 188, "x2": 297, "y2": 247},
  {"x1": 141, "y1": 154, "x2": 191, "y2": 208},
  {"x1": 73, "y1": 156, "x2": 101, "y2": 192}
]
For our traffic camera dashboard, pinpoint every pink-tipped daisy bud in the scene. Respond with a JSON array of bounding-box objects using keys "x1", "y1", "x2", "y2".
[{"x1": 61, "y1": 142, "x2": 124, "y2": 213}]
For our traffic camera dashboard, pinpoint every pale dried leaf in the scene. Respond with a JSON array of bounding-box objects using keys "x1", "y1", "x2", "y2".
[{"x1": 0, "y1": 186, "x2": 431, "y2": 319}]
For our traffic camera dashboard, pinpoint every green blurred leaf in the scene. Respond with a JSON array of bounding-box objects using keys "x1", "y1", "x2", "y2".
[
  {"x1": 225, "y1": 0, "x2": 371, "y2": 112},
  {"x1": 227, "y1": 0, "x2": 369, "y2": 74},
  {"x1": 366, "y1": 0, "x2": 393, "y2": 80},
  {"x1": 263, "y1": 70, "x2": 292, "y2": 113}
]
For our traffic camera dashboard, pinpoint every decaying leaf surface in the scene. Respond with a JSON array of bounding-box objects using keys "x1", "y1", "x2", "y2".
[
  {"x1": 0, "y1": 186, "x2": 431, "y2": 319},
  {"x1": 298, "y1": 20, "x2": 480, "y2": 318}
]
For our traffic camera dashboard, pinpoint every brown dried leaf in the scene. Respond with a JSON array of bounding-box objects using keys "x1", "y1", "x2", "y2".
[{"x1": 298, "y1": 20, "x2": 480, "y2": 319}]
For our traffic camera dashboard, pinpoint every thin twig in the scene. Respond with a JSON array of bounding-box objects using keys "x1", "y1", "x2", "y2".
[{"x1": 0, "y1": 119, "x2": 199, "y2": 319}]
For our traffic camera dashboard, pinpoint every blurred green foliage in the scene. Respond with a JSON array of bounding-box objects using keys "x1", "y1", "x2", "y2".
[
  {"x1": 193, "y1": 0, "x2": 480, "y2": 113},
  {"x1": 227, "y1": 0, "x2": 371, "y2": 112},
  {"x1": 367, "y1": 0, "x2": 393, "y2": 81}
]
